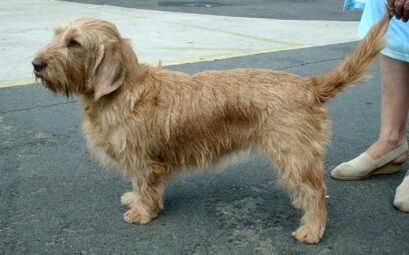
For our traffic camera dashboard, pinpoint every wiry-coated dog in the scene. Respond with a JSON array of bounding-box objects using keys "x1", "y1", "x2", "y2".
[{"x1": 32, "y1": 14, "x2": 390, "y2": 243}]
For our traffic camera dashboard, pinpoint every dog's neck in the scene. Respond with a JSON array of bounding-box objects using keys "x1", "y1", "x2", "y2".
[{"x1": 79, "y1": 63, "x2": 156, "y2": 124}]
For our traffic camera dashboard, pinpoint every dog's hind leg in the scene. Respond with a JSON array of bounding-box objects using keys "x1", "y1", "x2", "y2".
[
  {"x1": 261, "y1": 138, "x2": 327, "y2": 244},
  {"x1": 290, "y1": 158, "x2": 326, "y2": 244},
  {"x1": 122, "y1": 162, "x2": 165, "y2": 224}
]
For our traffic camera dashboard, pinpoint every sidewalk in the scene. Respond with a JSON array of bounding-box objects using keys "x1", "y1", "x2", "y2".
[{"x1": 0, "y1": 0, "x2": 360, "y2": 87}]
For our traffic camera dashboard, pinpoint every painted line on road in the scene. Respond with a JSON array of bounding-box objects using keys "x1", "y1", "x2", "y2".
[
  {"x1": 163, "y1": 45, "x2": 305, "y2": 66},
  {"x1": 0, "y1": 44, "x2": 305, "y2": 89},
  {"x1": 0, "y1": 77, "x2": 37, "y2": 88}
]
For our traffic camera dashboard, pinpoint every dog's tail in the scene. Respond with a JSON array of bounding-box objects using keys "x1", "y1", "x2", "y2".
[{"x1": 309, "y1": 11, "x2": 391, "y2": 103}]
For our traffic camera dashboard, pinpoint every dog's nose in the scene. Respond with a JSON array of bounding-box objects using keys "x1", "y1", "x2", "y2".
[{"x1": 32, "y1": 58, "x2": 46, "y2": 72}]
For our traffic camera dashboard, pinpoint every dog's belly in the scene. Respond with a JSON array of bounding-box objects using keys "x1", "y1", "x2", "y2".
[
  {"x1": 155, "y1": 126, "x2": 257, "y2": 172},
  {"x1": 164, "y1": 148, "x2": 255, "y2": 176},
  {"x1": 212, "y1": 149, "x2": 254, "y2": 170}
]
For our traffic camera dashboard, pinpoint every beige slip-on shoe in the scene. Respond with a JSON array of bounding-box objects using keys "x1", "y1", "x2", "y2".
[
  {"x1": 331, "y1": 141, "x2": 408, "y2": 181},
  {"x1": 394, "y1": 170, "x2": 409, "y2": 213}
]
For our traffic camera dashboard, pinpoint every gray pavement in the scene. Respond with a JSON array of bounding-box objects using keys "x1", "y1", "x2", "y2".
[
  {"x1": 65, "y1": 0, "x2": 363, "y2": 21},
  {"x1": 1, "y1": 1, "x2": 408, "y2": 255}
]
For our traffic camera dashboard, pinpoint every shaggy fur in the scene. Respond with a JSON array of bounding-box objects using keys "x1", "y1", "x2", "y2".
[{"x1": 33, "y1": 13, "x2": 390, "y2": 244}]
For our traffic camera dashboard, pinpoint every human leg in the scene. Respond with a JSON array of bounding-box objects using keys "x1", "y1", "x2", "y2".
[{"x1": 331, "y1": 55, "x2": 409, "y2": 180}]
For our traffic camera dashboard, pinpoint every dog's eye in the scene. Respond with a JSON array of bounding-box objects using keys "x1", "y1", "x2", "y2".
[{"x1": 67, "y1": 39, "x2": 81, "y2": 48}]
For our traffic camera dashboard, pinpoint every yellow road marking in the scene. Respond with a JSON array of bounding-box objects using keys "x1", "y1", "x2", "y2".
[
  {"x1": 162, "y1": 46, "x2": 305, "y2": 66},
  {"x1": 0, "y1": 77, "x2": 37, "y2": 88},
  {"x1": 0, "y1": 45, "x2": 306, "y2": 89}
]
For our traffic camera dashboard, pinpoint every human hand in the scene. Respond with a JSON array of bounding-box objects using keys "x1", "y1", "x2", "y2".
[{"x1": 387, "y1": 0, "x2": 409, "y2": 22}]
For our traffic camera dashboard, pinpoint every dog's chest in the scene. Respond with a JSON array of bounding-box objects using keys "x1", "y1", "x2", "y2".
[{"x1": 82, "y1": 115, "x2": 126, "y2": 168}]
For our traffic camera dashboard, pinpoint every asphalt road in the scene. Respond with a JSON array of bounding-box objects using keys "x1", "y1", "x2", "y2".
[
  {"x1": 64, "y1": 0, "x2": 363, "y2": 21},
  {"x1": 1, "y1": 1, "x2": 408, "y2": 255}
]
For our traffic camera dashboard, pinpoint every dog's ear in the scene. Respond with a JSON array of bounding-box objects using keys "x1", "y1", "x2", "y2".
[{"x1": 91, "y1": 40, "x2": 125, "y2": 101}]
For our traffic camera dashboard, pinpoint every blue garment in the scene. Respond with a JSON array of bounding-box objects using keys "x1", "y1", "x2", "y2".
[
  {"x1": 344, "y1": 0, "x2": 366, "y2": 10},
  {"x1": 356, "y1": 0, "x2": 409, "y2": 62}
]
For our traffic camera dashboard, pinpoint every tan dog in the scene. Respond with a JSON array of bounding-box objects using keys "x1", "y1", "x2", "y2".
[{"x1": 32, "y1": 14, "x2": 389, "y2": 244}]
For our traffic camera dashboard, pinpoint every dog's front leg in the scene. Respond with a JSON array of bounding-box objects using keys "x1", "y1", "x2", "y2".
[{"x1": 121, "y1": 164, "x2": 165, "y2": 224}]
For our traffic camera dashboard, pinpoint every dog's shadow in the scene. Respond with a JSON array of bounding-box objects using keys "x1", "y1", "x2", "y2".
[{"x1": 158, "y1": 158, "x2": 301, "y2": 235}]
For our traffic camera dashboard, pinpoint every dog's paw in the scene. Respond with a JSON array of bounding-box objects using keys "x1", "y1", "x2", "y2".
[
  {"x1": 124, "y1": 206, "x2": 156, "y2": 224},
  {"x1": 292, "y1": 224, "x2": 324, "y2": 244},
  {"x1": 121, "y1": 192, "x2": 138, "y2": 207}
]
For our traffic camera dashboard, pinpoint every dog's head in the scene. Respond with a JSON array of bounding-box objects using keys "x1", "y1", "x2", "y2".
[{"x1": 32, "y1": 18, "x2": 137, "y2": 100}]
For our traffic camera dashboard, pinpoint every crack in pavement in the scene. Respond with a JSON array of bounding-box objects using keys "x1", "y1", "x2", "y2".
[
  {"x1": 0, "y1": 101, "x2": 77, "y2": 115},
  {"x1": 282, "y1": 57, "x2": 344, "y2": 70}
]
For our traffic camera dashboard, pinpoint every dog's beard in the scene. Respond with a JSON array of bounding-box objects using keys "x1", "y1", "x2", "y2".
[
  {"x1": 34, "y1": 70, "x2": 73, "y2": 97},
  {"x1": 34, "y1": 70, "x2": 50, "y2": 90},
  {"x1": 34, "y1": 71, "x2": 56, "y2": 92}
]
